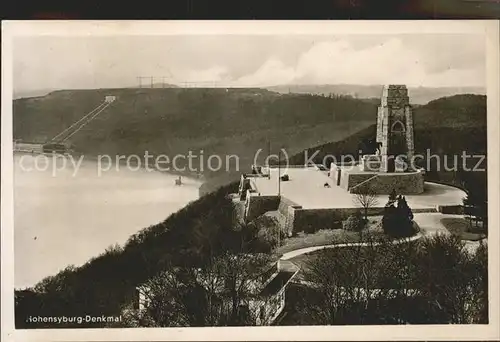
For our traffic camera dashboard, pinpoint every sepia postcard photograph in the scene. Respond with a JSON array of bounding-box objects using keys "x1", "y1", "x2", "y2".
[{"x1": 1, "y1": 20, "x2": 499, "y2": 341}]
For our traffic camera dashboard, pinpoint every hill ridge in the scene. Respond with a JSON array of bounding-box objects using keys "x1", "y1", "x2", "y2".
[
  {"x1": 266, "y1": 84, "x2": 486, "y2": 105},
  {"x1": 13, "y1": 89, "x2": 486, "y2": 193}
]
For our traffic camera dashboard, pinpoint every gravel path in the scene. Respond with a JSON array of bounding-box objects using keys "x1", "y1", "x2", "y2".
[{"x1": 280, "y1": 212, "x2": 483, "y2": 261}]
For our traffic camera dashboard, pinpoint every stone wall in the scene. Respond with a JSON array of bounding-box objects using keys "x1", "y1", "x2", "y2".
[
  {"x1": 282, "y1": 208, "x2": 296, "y2": 237},
  {"x1": 278, "y1": 196, "x2": 302, "y2": 214},
  {"x1": 349, "y1": 171, "x2": 425, "y2": 195},
  {"x1": 292, "y1": 209, "x2": 341, "y2": 233},
  {"x1": 240, "y1": 174, "x2": 428, "y2": 236},
  {"x1": 291, "y1": 207, "x2": 384, "y2": 234},
  {"x1": 340, "y1": 170, "x2": 375, "y2": 190},
  {"x1": 329, "y1": 164, "x2": 341, "y2": 185},
  {"x1": 278, "y1": 197, "x2": 302, "y2": 236},
  {"x1": 240, "y1": 189, "x2": 433, "y2": 235},
  {"x1": 361, "y1": 155, "x2": 382, "y2": 172},
  {"x1": 245, "y1": 195, "x2": 281, "y2": 222},
  {"x1": 278, "y1": 259, "x2": 300, "y2": 273},
  {"x1": 272, "y1": 211, "x2": 289, "y2": 235},
  {"x1": 233, "y1": 200, "x2": 247, "y2": 223},
  {"x1": 248, "y1": 291, "x2": 283, "y2": 326},
  {"x1": 412, "y1": 207, "x2": 439, "y2": 213},
  {"x1": 437, "y1": 205, "x2": 464, "y2": 214}
]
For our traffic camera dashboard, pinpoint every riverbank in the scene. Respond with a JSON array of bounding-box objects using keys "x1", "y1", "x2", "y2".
[
  {"x1": 13, "y1": 153, "x2": 201, "y2": 289},
  {"x1": 14, "y1": 180, "x2": 240, "y2": 328},
  {"x1": 14, "y1": 150, "x2": 205, "y2": 186}
]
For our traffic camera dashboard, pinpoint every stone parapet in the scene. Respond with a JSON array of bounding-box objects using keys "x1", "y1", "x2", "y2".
[
  {"x1": 245, "y1": 194, "x2": 281, "y2": 221},
  {"x1": 349, "y1": 170, "x2": 425, "y2": 195},
  {"x1": 339, "y1": 170, "x2": 375, "y2": 190}
]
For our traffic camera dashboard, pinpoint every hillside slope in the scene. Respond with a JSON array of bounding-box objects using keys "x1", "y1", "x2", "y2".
[
  {"x1": 289, "y1": 94, "x2": 487, "y2": 187},
  {"x1": 14, "y1": 90, "x2": 486, "y2": 193},
  {"x1": 14, "y1": 88, "x2": 376, "y2": 176},
  {"x1": 414, "y1": 94, "x2": 487, "y2": 128},
  {"x1": 14, "y1": 93, "x2": 487, "y2": 328}
]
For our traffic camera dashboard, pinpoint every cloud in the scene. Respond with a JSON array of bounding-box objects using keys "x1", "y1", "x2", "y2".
[
  {"x1": 235, "y1": 59, "x2": 296, "y2": 86},
  {"x1": 176, "y1": 65, "x2": 229, "y2": 84},
  {"x1": 232, "y1": 37, "x2": 485, "y2": 87},
  {"x1": 12, "y1": 35, "x2": 485, "y2": 92}
]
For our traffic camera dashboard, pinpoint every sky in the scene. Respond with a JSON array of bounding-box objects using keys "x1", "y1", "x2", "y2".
[{"x1": 13, "y1": 34, "x2": 486, "y2": 93}]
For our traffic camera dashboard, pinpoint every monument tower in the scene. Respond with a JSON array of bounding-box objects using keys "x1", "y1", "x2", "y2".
[
  {"x1": 332, "y1": 84, "x2": 424, "y2": 195},
  {"x1": 376, "y1": 85, "x2": 415, "y2": 172}
]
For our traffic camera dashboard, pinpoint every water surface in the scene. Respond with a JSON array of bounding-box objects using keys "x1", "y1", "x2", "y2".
[{"x1": 14, "y1": 153, "x2": 200, "y2": 289}]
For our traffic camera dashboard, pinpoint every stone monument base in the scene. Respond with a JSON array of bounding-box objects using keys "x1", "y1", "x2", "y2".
[{"x1": 330, "y1": 163, "x2": 425, "y2": 195}]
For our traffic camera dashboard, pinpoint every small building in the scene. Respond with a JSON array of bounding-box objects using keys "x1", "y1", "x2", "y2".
[
  {"x1": 251, "y1": 259, "x2": 300, "y2": 325},
  {"x1": 133, "y1": 259, "x2": 299, "y2": 326},
  {"x1": 104, "y1": 95, "x2": 116, "y2": 103},
  {"x1": 42, "y1": 142, "x2": 69, "y2": 154}
]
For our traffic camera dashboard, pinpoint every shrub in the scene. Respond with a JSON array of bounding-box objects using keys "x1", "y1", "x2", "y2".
[
  {"x1": 301, "y1": 222, "x2": 316, "y2": 234},
  {"x1": 382, "y1": 197, "x2": 415, "y2": 238},
  {"x1": 343, "y1": 211, "x2": 365, "y2": 232},
  {"x1": 388, "y1": 189, "x2": 397, "y2": 203},
  {"x1": 246, "y1": 215, "x2": 283, "y2": 253},
  {"x1": 331, "y1": 221, "x2": 343, "y2": 230}
]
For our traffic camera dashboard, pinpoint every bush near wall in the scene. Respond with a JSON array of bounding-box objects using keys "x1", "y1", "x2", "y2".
[{"x1": 343, "y1": 212, "x2": 365, "y2": 232}]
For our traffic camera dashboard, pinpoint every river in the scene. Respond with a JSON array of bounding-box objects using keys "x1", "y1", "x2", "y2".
[{"x1": 13, "y1": 153, "x2": 200, "y2": 289}]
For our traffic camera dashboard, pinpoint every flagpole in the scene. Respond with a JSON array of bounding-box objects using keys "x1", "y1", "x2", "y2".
[
  {"x1": 277, "y1": 148, "x2": 281, "y2": 246},
  {"x1": 278, "y1": 149, "x2": 281, "y2": 196},
  {"x1": 267, "y1": 140, "x2": 271, "y2": 179},
  {"x1": 275, "y1": 147, "x2": 282, "y2": 247}
]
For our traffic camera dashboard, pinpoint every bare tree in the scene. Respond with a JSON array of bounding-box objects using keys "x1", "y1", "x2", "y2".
[
  {"x1": 217, "y1": 252, "x2": 271, "y2": 325},
  {"x1": 353, "y1": 190, "x2": 379, "y2": 221},
  {"x1": 296, "y1": 234, "x2": 487, "y2": 325},
  {"x1": 122, "y1": 253, "x2": 271, "y2": 327},
  {"x1": 121, "y1": 266, "x2": 197, "y2": 327},
  {"x1": 300, "y1": 235, "x2": 385, "y2": 325},
  {"x1": 415, "y1": 235, "x2": 487, "y2": 324}
]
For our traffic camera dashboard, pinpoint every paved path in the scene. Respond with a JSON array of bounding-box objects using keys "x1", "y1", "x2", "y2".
[
  {"x1": 280, "y1": 233, "x2": 423, "y2": 260},
  {"x1": 253, "y1": 168, "x2": 465, "y2": 210},
  {"x1": 413, "y1": 212, "x2": 485, "y2": 253},
  {"x1": 280, "y1": 212, "x2": 482, "y2": 261},
  {"x1": 413, "y1": 212, "x2": 459, "y2": 235}
]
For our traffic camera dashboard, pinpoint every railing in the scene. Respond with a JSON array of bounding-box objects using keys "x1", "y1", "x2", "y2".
[
  {"x1": 59, "y1": 102, "x2": 112, "y2": 142},
  {"x1": 49, "y1": 102, "x2": 107, "y2": 142},
  {"x1": 48, "y1": 97, "x2": 115, "y2": 143},
  {"x1": 13, "y1": 142, "x2": 45, "y2": 154}
]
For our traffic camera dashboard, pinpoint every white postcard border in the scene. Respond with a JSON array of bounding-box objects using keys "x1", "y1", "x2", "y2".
[{"x1": 1, "y1": 20, "x2": 499, "y2": 341}]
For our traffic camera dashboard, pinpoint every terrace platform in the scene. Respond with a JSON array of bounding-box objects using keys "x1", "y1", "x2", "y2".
[{"x1": 251, "y1": 166, "x2": 465, "y2": 210}]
